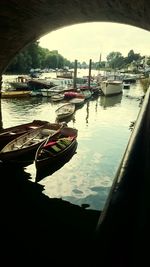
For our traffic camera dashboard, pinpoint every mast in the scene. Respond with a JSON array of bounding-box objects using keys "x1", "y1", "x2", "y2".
[
  {"x1": 88, "y1": 59, "x2": 92, "y2": 90},
  {"x1": 98, "y1": 52, "x2": 102, "y2": 75},
  {"x1": 73, "y1": 59, "x2": 77, "y2": 90}
]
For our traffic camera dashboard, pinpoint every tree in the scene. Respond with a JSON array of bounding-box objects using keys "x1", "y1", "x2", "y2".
[
  {"x1": 127, "y1": 50, "x2": 141, "y2": 64},
  {"x1": 146, "y1": 57, "x2": 150, "y2": 66},
  {"x1": 106, "y1": 52, "x2": 125, "y2": 69}
]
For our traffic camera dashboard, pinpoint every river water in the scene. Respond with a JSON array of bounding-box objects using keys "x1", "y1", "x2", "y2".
[{"x1": 1, "y1": 72, "x2": 144, "y2": 211}]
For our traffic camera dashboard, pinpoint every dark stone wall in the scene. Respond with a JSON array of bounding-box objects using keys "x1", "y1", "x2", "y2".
[{"x1": 0, "y1": 0, "x2": 150, "y2": 74}]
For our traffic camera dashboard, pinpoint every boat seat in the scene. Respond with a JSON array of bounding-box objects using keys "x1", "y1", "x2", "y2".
[
  {"x1": 50, "y1": 144, "x2": 62, "y2": 152},
  {"x1": 10, "y1": 132, "x2": 17, "y2": 135},
  {"x1": 49, "y1": 137, "x2": 73, "y2": 152},
  {"x1": 14, "y1": 145, "x2": 21, "y2": 149},
  {"x1": 56, "y1": 138, "x2": 72, "y2": 148},
  {"x1": 56, "y1": 140, "x2": 67, "y2": 149},
  {"x1": 33, "y1": 138, "x2": 43, "y2": 142}
]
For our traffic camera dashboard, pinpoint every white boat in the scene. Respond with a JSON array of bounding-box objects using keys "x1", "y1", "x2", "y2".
[
  {"x1": 100, "y1": 80, "x2": 123, "y2": 96},
  {"x1": 40, "y1": 78, "x2": 73, "y2": 97},
  {"x1": 41, "y1": 85, "x2": 65, "y2": 97}
]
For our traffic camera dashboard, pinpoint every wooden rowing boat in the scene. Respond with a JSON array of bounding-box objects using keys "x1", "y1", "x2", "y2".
[
  {"x1": 0, "y1": 122, "x2": 65, "y2": 165},
  {"x1": 35, "y1": 126, "x2": 78, "y2": 181},
  {"x1": 0, "y1": 120, "x2": 49, "y2": 150},
  {"x1": 55, "y1": 103, "x2": 75, "y2": 121}
]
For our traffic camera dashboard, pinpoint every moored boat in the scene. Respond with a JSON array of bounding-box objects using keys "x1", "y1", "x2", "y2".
[
  {"x1": 55, "y1": 103, "x2": 75, "y2": 121},
  {"x1": 100, "y1": 80, "x2": 123, "y2": 96},
  {"x1": 41, "y1": 86, "x2": 65, "y2": 97},
  {"x1": 69, "y1": 97, "x2": 85, "y2": 107},
  {"x1": 35, "y1": 126, "x2": 78, "y2": 181},
  {"x1": 1, "y1": 90, "x2": 31, "y2": 98},
  {"x1": 64, "y1": 91, "x2": 83, "y2": 99},
  {"x1": 79, "y1": 88, "x2": 92, "y2": 99},
  {"x1": 56, "y1": 70, "x2": 73, "y2": 79},
  {"x1": 27, "y1": 79, "x2": 54, "y2": 90},
  {"x1": 7, "y1": 75, "x2": 30, "y2": 90},
  {"x1": 30, "y1": 89, "x2": 42, "y2": 96},
  {"x1": 0, "y1": 119, "x2": 49, "y2": 149}
]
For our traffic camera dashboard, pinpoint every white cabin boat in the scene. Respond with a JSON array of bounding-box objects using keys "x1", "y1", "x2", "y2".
[
  {"x1": 41, "y1": 86, "x2": 65, "y2": 97},
  {"x1": 100, "y1": 80, "x2": 123, "y2": 96},
  {"x1": 41, "y1": 78, "x2": 73, "y2": 97}
]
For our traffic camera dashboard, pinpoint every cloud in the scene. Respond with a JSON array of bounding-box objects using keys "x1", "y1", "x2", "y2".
[{"x1": 39, "y1": 22, "x2": 150, "y2": 63}]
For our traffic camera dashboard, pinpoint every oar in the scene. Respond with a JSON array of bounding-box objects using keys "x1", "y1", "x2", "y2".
[
  {"x1": 17, "y1": 133, "x2": 42, "y2": 149},
  {"x1": 0, "y1": 130, "x2": 15, "y2": 136}
]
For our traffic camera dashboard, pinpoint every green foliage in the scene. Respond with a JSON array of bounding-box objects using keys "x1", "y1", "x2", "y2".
[
  {"x1": 139, "y1": 78, "x2": 150, "y2": 93},
  {"x1": 127, "y1": 49, "x2": 141, "y2": 63},
  {"x1": 147, "y1": 58, "x2": 150, "y2": 66},
  {"x1": 5, "y1": 42, "x2": 148, "y2": 74},
  {"x1": 5, "y1": 41, "x2": 73, "y2": 74},
  {"x1": 107, "y1": 51, "x2": 125, "y2": 69}
]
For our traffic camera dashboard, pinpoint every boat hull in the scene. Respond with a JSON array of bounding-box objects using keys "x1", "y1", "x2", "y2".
[
  {"x1": 55, "y1": 103, "x2": 75, "y2": 120},
  {"x1": 69, "y1": 97, "x2": 85, "y2": 107},
  {"x1": 101, "y1": 81, "x2": 123, "y2": 96},
  {"x1": 1, "y1": 90, "x2": 30, "y2": 98},
  {"x1": 35, "y1": 126, "x2": 78, "y2": 180},
  {"x1": 35, "y1": 139, "x2": 78, "y2": 181}
]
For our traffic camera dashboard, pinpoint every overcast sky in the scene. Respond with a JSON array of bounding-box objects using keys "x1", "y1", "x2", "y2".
[{"x1": 39, "y1": 22, "x2": 150, "y2": 63}]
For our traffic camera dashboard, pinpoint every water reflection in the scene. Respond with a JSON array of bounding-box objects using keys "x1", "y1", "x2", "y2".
[
  {"x1": 85, "y1": 101, "x2": 90, "y2": 125},
  {"x1": 100, "y1": 93, "x2": 123, "y2": 109},
  {"x1": 56, "y1": 113, "x2": 75, "y2": 124},
  {"x1": 95, "y1": 98, "x2": 98, "y2": 113}
]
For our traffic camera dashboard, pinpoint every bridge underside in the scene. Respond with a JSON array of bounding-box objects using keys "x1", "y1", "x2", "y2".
[
  {"x1": 0, "y1": 0, "x2": 150, "y2": 74},
  {"x1": 0, "y1": 1, "x2": 150, "y2": 266}
]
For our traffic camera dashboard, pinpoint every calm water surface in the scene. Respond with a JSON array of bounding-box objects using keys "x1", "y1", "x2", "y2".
[{"x1": 1, "y1": 74, "x2": 144, "y2": 210}]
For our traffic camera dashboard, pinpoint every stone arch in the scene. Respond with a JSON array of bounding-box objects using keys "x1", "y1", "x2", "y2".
[{"x1": 0, "y1": 0, "x2": 150, "y2": 74}]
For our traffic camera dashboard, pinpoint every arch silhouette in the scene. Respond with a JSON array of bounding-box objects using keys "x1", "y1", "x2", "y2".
[
  {"x1": 0, "y1": 0, "x2": 150, "y2": 73},
  {"x1": 0, "y1": 3, "x2": 150, "y2": 265}
]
